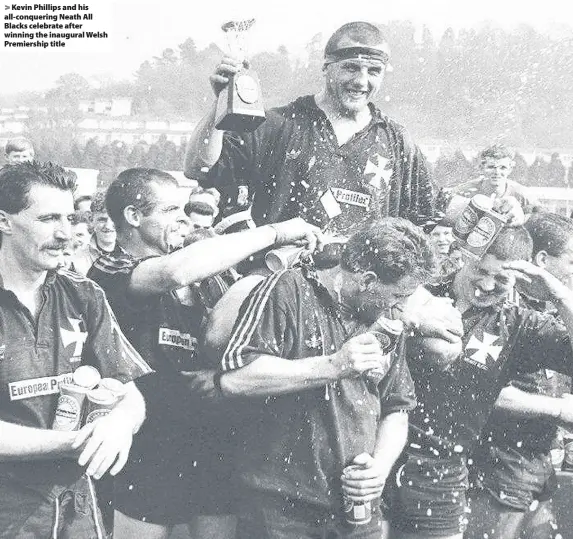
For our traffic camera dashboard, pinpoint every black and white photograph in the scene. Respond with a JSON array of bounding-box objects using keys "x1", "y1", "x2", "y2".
[{"x1": 1, "y1": 1, "x2": 573, "y2": 537}]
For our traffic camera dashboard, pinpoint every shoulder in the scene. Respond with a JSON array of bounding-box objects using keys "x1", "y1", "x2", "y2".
[
  {"x1": 53, "y1": 269, "x2": 108, "y2": 307},
  {"x1": 448, "y1": 179, "x2": 481, "y2": 196},
  {"x1": 90, "y1": 250, "x2": 136, "y2": 277}
]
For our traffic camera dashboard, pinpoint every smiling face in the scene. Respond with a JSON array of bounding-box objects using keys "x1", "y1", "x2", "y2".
[
  {"x1": 458, "y1": 253, "x2": 515, "y2": 308},
  {"x1": 324, "y1": 57, "x2": 385, "y2": 116},
  {"x1": 480, "y1": 156, "x2": 514, "y2": 193},
  {"x1": 0, "y1": 184, "x2": 74, "y2": 273},
  {"x1": 92, "y1": 210, "x2": 116, "y2": 247},
  {"x1": 137, "y1": 181, "x2": 185, "y2": 255},
  {"x1": 430, "y1": 225, "x2": 454, "y2": 255}
]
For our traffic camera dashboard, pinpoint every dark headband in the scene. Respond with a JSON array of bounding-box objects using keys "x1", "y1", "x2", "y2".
[{"x1": 324, "y1": 46, "x2": 390, "y2": 66}]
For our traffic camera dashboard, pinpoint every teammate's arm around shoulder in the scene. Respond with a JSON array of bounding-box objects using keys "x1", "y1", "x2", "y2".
[{"x1": 128, "y1": 218, "x2": 323, "y2": 296}]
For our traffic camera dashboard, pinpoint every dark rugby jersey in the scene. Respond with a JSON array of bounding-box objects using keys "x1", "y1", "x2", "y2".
[
  {"x1": 478, "y1": 297, "x2": 570, "y2": 454},
  {"x1": 408, "y1": 296, "x2": 573, "y2": 458},
  {"x1": 201, "y1": 95, "x2": 434, "y2": 235},
  {"x1": 88, "y1": 249, "x2": 229, "y2": 375},
  {"x1": 0, "y1": 268, "x2": 152, "y2": 482},
  {"x1": 222, "y1": 267, "x2": 416, "y2": 509}
]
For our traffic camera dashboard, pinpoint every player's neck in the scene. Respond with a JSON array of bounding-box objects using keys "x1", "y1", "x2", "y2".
[
  {"x1": 116, "y1": 230, "x2": 163, "y2": 259},
  {"x1": 0, "y1": 252, "x2": 47, "y2": 300},
  {"x1": 314, "y1": 92, "x2": 371, "y2": 140}
]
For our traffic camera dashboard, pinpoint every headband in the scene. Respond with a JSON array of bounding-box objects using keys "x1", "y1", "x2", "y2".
[{"x1": 324, "y1": 46, "x2": 390, "y2": 66}]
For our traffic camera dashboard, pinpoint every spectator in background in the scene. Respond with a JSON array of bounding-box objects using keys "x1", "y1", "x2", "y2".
[
  {"x1": 184, "y1": 200, "x2": 216, "y2": 230},
  {"x1": 70, "y1": 211, "x2": 91, "y2": 253},
  {"x1": 445, "y1": 144, "x2": 540, "y2": 215},
  {"x1": 427, "y1": 223, "x2": 454, "y2": 263},
  {"x1": 74, "y1": 194, "x2": 93, "y2": 213},
  {"x1": 73, "y1": 190, "x2": 119, "y2": 274},
  {"x1": 4, "y1": 137, "x2": 34, "y2": 165}
]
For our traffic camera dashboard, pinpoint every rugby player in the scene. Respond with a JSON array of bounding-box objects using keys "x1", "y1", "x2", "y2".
[
  {"x1": 0, "y1": 162, "x2": 151, "y2": 537},
  {"x1": 185, "y1": 22, "x2": 435, "y2": 236},
  {"x1": 388, "y1": 226, "x2": 573, "y2": 539},
  {"x1": 467, "y1": 212, "x2": 573, "y2": 539},
  {"x1": 87, "y1": 168, "x2": 323, "y2": 539},
  {"x1": 217, "y1": 218, "x2": 435, "y2": 539}
]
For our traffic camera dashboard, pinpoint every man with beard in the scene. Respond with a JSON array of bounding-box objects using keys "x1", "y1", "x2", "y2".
[
  {"x1": 217, "y1": 218, "x2": 435, "y2": 538},
  {"x1": 87, "y1": 168, "x2": 323, "y2": 539},
  {"x1": 185, "y1": 22, "x2": 435, "y2": 235},
  {"x1": 467, "y1": 212, "x2": 573, "y2": 539},
  {"x1": 387, "y1": 226, "x2": 573, "y2": 539},
  {"x1": 0, "y1": 162, "x2": 151, "y2": 537}
]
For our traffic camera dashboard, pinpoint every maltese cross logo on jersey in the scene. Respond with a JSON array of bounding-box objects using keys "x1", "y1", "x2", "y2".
[
  {"x1": 465, "y1": 331, "x2": 502, "y2": 369},
  {"x1": 364, "y1": 154, "x2": 393, "y2": 189},
  {"x1": 61, "y1": 317, "x2": 88, "y2": 358}
]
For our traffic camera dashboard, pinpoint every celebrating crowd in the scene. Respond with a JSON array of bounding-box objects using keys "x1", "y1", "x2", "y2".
[{"x1": 1, "y1": 20, "x2": 572, "y2": 539}]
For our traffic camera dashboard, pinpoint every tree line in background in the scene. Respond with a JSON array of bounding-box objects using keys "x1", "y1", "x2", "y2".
[
  {"x1": 3, "y1": 20, "x2": 572, "y2": 188},
  {"x1": 28, "y1": 135, "x2": 573, "y2": 191}
]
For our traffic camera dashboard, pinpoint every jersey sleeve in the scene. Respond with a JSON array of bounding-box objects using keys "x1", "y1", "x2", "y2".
[
  {"x1": 512, "y1": 308, "x2": 573, "y2": 377},
  {"x1": 378, "y1": 337, "x2": 417, "y2": 416},
  {"x1": 83, "y1": 282, "x2": 153, "y2": 382},
  {"x1": 396, "y1": 127, "x2": 436, "y2": 226},
  {"x1": 222, "y1": 271, "x2": 294, "y2": 371}
]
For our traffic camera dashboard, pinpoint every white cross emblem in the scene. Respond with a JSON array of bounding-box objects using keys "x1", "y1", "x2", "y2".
[
  {"x1": 465, "y1": 332, "x2": 502, "y2": 366},
  {"x1": 61, "y1": 317, "x2": 88, "y2": 358},
  {"x1": 364, "y1": 154, "x2": 393, "y2": 189}
]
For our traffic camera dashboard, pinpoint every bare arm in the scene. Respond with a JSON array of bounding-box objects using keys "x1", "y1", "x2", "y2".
[
  {"x1": 496, "y1": 385, "x2": 573, "y2": 426},
  {"x1": 184, "y1": 55, "x2": 243, "y2": 178},
  {"x1": 373, "y1": 410, "x2": 409, "y2": 477},
  {"x1": 0, "y1": 420, "x2": 76, "y2": 461},
  {"x1": 219, "y1": 333, "x2": 386, "y2": 397},
  {"x1": 129, "y1": 219, "x2": 321, "y2": 296},
  {"x1": 184, "y1": 101, "x2": 224, "y2": 177}
]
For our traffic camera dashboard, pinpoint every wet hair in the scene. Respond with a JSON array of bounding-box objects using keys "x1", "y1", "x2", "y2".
[
  {"x1": 106, "y1": 168, "x2": 178, "y2": 230},
  {"x1": 525, "y1": 212, "x2": 573, "y2": 257},
  {"x1": 5, "y1": 137, "x2": 34, "y2": 155},
  {"x1": 479, "y1": 143, "x2": 514, "y2": 162},
  {"x1": 0, "y1": 161, "x2": 76, "y2": 214},
  {"x1": 324, "y1": 22, "x2": 387, "y2": 56},
  {"x1": 485, "y1": 226, "x2": 532, "y2": 261},
  {"x1": 185, "y1": 200, "x2": 215, "y2": 217},
  {"x1": 74, "y1": 194, "x2": 93, "y2": 211},
  {"x1": 340, "y1": 217, "x2": 436, "y2": 285}
]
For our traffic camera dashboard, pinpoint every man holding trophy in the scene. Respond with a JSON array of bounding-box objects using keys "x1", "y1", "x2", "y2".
[{"x1": 185, "y1": 21, "x2": 435, "y2": 236}]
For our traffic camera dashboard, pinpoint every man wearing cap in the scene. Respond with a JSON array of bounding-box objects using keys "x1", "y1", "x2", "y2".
[{"x1": 184, "y1": 21, "x2": 434, "y2": 237}]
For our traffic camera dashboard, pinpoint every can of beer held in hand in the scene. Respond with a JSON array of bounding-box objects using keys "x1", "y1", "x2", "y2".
[
  {"x1": 52, "y1": 384, "x2": 91, "y2": 431},
  {"x1": 72, "y1": 365, "x2": 101, "y2": 389},
  {"x1": 343, "y1": 466, "x2": 373, "y2": 525},
  {"x1": 453, "y1": 194, "x2": 492, "y2": 242},
  {"x1": 367, "y1": 318, "x2": 404, "y2": 384},
  {"x1": 85, "y1": 388, "x2": 118, "y2": 424}
]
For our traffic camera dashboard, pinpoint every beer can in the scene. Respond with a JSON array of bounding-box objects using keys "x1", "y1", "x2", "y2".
[
  {"x1": 452, "y1": 195, "x2": 492, "y2": 242},
  {"x1": 52, "y1": 384, "x2": 90, "y2": 431},
  {"x1": 73, "y1": 365, "x2": 101, "y2": 389},
  {"x1": 99, "y1": 378, "x2": 127, "y2": 400},
  {"x1": 264, "y1": 245, "x2": 306, "y2": 272},
  {"x1": 460, "y1": 209, "x2": 507, "y2": 260},
  {"x1": 85, "y1": 388, "x2": 118, "y2": 424},
  {"x1": 343, "y1": 466, "x2": 372, "y2": 525},
  {"x1": 367, "y1": 318, "x2": 404, "y2": 384}
]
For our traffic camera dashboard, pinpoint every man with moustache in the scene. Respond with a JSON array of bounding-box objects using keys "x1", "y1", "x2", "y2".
[{"x1": 0, "y1": 162, "x2": 151, "y2": 537}]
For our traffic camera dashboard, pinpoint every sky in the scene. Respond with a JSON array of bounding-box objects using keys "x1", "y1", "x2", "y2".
[{"x1": 1, "y1": 0, "x2": 572, "y2": 94}]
